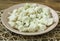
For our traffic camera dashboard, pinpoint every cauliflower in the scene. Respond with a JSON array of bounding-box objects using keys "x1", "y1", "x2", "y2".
[{"x1": 8, "y1": 3, "x2": 54, "y2": 32}]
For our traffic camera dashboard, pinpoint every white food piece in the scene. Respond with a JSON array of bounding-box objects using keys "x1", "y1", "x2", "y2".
[
  {"x1": 16, "y1": 21, "x2": 22, "y2": 26},
  {"x1": 40, "y1": 17, "x2": 53, "y2": 26},
  {"x1": 8, "y1": 3, "x2": 54, "y2": 32},
  {"x1": 24, "y1": 22, "x2": 29, "y2": 26},
  {"x1": 47, "y1": 18, "x2": 53, "y2": 26},
  {"x1": 42, "y1": 8, "x2": 51, "y2": 18},
  {"x1": 8, "y1": 15, "x2": 17, "y2": 21},
  {"x1": 30, "y1": 14, "x2": 36, "y2": 18},
  {"x1": 28, "y1": 22, "x2": 39, "y2": 32},
  {"x1": 38, "y1": 23, "x2": 47, "y2": 31},
  {"x1": 37, "y1": 14, "x2": 42, "y2": 19},
  {"x1": 8, "y1": 21, "x2": 15, "y2": 27},
  {"x1": 26, "y1": 8, "x2": 35, "y2": 14}
]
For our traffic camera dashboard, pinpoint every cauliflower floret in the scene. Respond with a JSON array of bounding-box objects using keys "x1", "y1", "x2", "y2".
[
  {"x1": 38, "y1": 23, "x2": 47, "y2": 31},
  {"x1": 37, "y1": 14, "x2": 42, "y2": 19},
  {"x1": 39, "y1": 18, "x2": 48, "y2": 25},
  {"x1": 47, "y1": 18, "x2": 53, "y2": 26},
  {"x1": 16, "y1": 21, "x2": 22, "y2": 26},
  {"x1": 35, "y1": 7, "x2": 42, "y2": 13},
  {"x1": 29, "y1": 22, "x2": 37, "y2": 28},
  {"x1": 30, "y1": 14, "x2": 36, "y2": 18},
  {"x1": 26, "y1": 8, "x2": 35, "y2": 14},
  {"x1": 8, "y1": 15, "x2": 17, "y2": 21},
  {"x1": 40, "y1": 17, "x2": 53, "y2": 26},
  {"x1": 17, "y1": 25, "x2": 24, "y2": 31},
  {"x1": 12, "y1": 9, "x2": 17, "y2": 14},
  {"x1": 27, "y1": 22, "x2": 39, "y2": 32},
  {"x1": 24, "y1": 22, "x2": 29, "y2": 26},
  {"x1": 8, "y1": 21, "x2": 16, "y2": 27},
  {"x1": 24, "y1": 20, "x2": 29, "y2": 26},
  {"x1": 42, "y1": 8, "x2": 51, "y2": 18},
  {"x1": 17, "y1": 13, "x2": 27, "y2": 21},
  {"x1": 43, "y1": 7, "x2": 50, "y2": 13}
]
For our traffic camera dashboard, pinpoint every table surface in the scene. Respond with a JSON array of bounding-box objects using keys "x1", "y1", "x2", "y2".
[{"x1": 0, "y1": 0, "x2": 60, "y2": 11}]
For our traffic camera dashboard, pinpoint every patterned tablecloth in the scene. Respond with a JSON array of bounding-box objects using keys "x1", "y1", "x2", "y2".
[{"x1": 0, "y1": 10, "x2": 60, "y2": 41}]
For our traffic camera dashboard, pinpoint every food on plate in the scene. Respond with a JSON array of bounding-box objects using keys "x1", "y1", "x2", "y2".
[{"x1": 8, "y1": 3, "x2": 54, "y2": 32}]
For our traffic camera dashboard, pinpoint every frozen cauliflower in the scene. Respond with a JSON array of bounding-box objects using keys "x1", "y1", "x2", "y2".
[{"x1": 8, "y1": 3, "x2": 54, "y2": 32}]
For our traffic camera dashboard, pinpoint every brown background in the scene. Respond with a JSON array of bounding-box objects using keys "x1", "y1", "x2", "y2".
[{"x1": 0, "y1": 0, "x2": 60, "y2": 11}]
